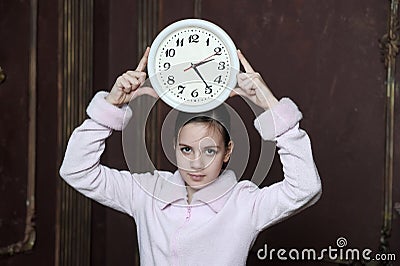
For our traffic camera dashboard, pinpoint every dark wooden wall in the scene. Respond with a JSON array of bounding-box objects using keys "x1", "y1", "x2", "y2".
[{"x1": 0, "y1": 0, "x2": 399, "y2": 265}]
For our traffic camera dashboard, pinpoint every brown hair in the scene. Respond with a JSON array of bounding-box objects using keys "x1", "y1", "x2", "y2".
[{"x1": 174, "y1": 104, "x2": 231, "y2": 149}]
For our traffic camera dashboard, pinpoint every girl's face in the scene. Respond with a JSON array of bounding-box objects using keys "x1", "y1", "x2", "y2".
[{"x1": 175, "y1": 122, "x2": 233, "y2": 191}]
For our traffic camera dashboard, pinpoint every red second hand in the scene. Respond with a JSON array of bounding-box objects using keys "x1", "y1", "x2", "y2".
[{"x1": 184, "y1": 53, "x2": 217, "y2": 72}]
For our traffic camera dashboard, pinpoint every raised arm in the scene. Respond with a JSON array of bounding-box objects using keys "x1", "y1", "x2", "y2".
[
  {"x1": 231, "y1": 50, "x2": 322, "y2": 231},
  {"x1": 59, "y1": 47, "x2": 158, "y2": 216}
]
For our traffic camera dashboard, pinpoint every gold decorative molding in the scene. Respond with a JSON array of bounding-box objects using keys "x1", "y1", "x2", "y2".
[
  {"x1": 0, "y1": 0, "x2": 37, "y2": 256},
  {"x1": 194, "y1": 0, "x2": 202, "y2": 18},
  {"x1": 137, "y1": 0, "x2": 160, "y2": 170},
  {"x1": 56, "y1": 0, "x2": 93, "y2": 265},
  {"x1": 0, "y1": 66, "x2": 6, "y2": 84},
  {"x1": 378, "y1": 0, "x2": 398, "y2": 259}
]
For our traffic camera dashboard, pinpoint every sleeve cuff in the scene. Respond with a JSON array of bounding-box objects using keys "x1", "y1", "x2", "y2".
[
  {"x1": 253, "y1": 98, "x2": 303, "y2": 141},
  {"x1": 86, "y1": 91, "x2": 133, "y2": 131}
]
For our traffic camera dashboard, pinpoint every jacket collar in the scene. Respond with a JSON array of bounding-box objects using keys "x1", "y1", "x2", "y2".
[{"x1": 156, "y1": 170, "x2": 237, "y2": 213}]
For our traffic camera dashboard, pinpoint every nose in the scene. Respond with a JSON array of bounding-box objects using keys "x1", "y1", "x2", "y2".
[{"x1": 190, "y1": 154, "x2": 205, "y2": 170}]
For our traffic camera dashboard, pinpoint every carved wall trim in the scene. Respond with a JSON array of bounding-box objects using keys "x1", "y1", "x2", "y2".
[
  {"x1": 379, "y1": 0, "x2": 398, "y2": 259},
  {"x1": 56, "y1": 0, "x2": 93, "y2": 265},
  {"x1": 0, "y1": 0, "x2": 37, "y2": 256}
]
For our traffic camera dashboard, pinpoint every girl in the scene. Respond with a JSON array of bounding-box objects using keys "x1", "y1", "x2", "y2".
[{"x1": 60, "y1": 47, "x2": 322, "y2": 265}]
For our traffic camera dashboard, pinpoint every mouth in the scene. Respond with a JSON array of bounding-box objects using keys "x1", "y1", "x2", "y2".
[{"x1": 188, "y1": 173, "x2": 206, "y2": 181}]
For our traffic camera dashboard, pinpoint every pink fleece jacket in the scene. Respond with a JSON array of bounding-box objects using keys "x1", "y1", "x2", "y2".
[{"x1": 59, "y1": 91, "x2": 322, "y2": 266}]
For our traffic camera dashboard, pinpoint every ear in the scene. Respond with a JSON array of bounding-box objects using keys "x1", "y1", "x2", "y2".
[{"x1": 223, "y1": 141, "x2": 234, "y2": 163}]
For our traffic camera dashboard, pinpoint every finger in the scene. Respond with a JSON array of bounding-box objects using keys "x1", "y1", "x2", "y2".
[
  {"x1": 135, "y1": 47, "x2": 150, "y2": 72},
  {"x1": 237, "y1": 49, "x2": 255, "y2": 73},
  {"x1": 117, "y1": 77, "x2": 132, "y2": 93},
  {"x1": 122, "y1": 73, "x2": 140, "y2": 87},
  {"x1": 126, "y1": 70, "x2": 147, "y2": 85}
]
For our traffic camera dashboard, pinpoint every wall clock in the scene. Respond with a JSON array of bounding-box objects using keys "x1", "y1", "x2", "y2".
[{"x1": 148, "y1": 18, "x2": 239, "y2": 113}]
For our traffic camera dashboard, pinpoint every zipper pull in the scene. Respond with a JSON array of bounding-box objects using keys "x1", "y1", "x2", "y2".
[{"x1": 186, "y1": 206, "x2": 192, "y2": 221}]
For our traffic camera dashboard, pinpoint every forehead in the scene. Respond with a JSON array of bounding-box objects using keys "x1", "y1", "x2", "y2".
[{"x1": 178, "y1": 122, "x2": 224, "y2": 145}]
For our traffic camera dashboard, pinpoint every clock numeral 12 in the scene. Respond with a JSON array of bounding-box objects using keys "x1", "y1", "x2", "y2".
[{"x1": 189, "y1": 34, "x2": 199, "y2": 43}]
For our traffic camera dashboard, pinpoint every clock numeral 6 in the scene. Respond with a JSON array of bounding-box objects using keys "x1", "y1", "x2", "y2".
[
  {"x1": 191, "y1": 89, "x2": 199, "y2": 98},
  {"x1": 167, "y1": 75, "x2": 175, "y2": 85},
  {"x1": 165, "y1": 49, "x2": 176, "y2": 57}
]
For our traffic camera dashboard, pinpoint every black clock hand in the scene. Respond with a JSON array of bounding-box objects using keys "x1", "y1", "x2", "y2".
[
  {"x1": 195, "y1": 58, "x2": 215, "y2": 68},
  {"x1": 191, "y1": 63, "x2": 211, "y2": 88}
]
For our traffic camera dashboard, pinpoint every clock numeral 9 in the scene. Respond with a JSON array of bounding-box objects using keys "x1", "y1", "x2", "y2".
[
  {"x1": 165, "y1": 49, "x2": 176, "y2": 57},
  {"x1": 163, "y1": 62, "x2": 171, "y2": 71},
  {"x1": 167, "y1": 75, "x2": 175, "y2": 85},
  {"x1": 191, "y1": 89, "x2": 199, "y2": 98},
  {"x1": 189, "y1": 34, "x2": 199, "y2": 43}
]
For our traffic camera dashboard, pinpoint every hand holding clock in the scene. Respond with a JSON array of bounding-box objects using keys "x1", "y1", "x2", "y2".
[
  {"x1": 105, "y1": 45, "x2": 278, "y2": 112},
  {"x1": 105, "y1": 47, "x2": 158, "y2": 107},
  {"x1": 231, "y1": 50, "x2": 279, "y2": 111}
]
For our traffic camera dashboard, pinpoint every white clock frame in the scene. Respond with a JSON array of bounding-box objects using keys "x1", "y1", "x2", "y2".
[{"x1": 147, "y1": 18, "x2": 239, "y2": 113}]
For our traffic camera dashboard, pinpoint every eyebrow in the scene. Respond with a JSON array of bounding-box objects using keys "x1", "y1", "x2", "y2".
[{"x1": 178, "y1": 143, "x2": 220, "y2": 149}]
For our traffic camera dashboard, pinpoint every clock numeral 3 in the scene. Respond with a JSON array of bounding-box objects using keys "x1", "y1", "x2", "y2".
[{"x1": 218, "y1": 62, "x2": 226, "y2": 70}]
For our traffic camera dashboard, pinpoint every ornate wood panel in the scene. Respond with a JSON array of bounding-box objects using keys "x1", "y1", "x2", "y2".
[
  {"x1": 56, "y1": 0, "x2": 93, "y2": 265},
  {"x1": 0, "y1": 0, "x2": 37, "y2": 256}
]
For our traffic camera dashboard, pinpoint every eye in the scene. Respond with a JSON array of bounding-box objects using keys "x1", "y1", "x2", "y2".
[
  {"x1": 205, "y1": 148, "x2": 217, "y2": 156},
  {"x1": 180, "y1": 147, "x2": 192, "y2": 154}
]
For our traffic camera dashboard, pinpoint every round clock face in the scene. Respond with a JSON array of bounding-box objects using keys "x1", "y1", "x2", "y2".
[{"x1": 148, "y1": 19, "x2": 239, "y2": 113}]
